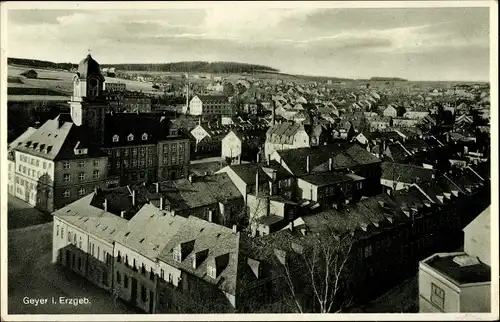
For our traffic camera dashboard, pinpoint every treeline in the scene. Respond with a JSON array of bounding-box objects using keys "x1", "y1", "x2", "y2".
[
  {"x1": 101, "y1": 61, "x2": 280, "y2": 73},
  {"x1": 369, "y1": 77, "x2": 408, "y2": 81},
  {"x1": 8, "y1": 58, "x2": 76, "y2": 70}
]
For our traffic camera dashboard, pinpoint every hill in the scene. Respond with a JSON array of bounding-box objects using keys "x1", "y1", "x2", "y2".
[
  {"x1": 101, "y1": 61, "x2": 279, "y2": 74},
  {"x1": 8, "y1": 58, "x2": 76, "y2": 71}
]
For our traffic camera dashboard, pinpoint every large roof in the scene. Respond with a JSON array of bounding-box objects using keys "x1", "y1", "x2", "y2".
[
  {"x1": 114, "y1": 203, "x2": 187, "y2": 260},
  {"x1": 381, "y1": 162, "x2": 436, "y2": 183},
  {"x1": 276, "y1": 143, "x2": 381, "y2": 177},
  {"x1": 53, "y1": 193, "x2": 128, "y2": 243},
  {"x1": 158, "y1": 216, "x2": 242, "y2": 295},
  {"x1": 13, "y1": 114, "x2": 107, "y2": 160}
]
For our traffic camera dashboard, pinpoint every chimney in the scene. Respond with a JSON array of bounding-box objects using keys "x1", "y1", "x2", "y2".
[
  {"x1": 272, "y1": 100, "x2": 276, "y2": 125},
  {"x1": 120, "y1": 211, "x2": 126, "y2": 218},
  {"x1": 268, "y1": 181, "x2": 273, "y2": 196},
  {"x1": 306, "y1": 155, "x2": 310, "y2": 173},
  {"x1": 328, "y1": 157, "x2": 333, "y2": 171},
  {"x1": 103, "y1": 198, "x2": 108, "y2": 212},
  {"x1": 267, "y1": 155, "x2": 270, "y2": 166},
  {"x1": 132, "y1": 190, "x2": 136, "y2": 206},
  {"x1": 154, "y1": 182, "x2": 159, "y2": 193},
  {"x1": 208, "y1": 210, "x2": 213, "y2": 223},
  {"x1": 232, "y1": 224, "x2": 237, "y2": 234},
  {"x1": 159, "y1": 197, "x2": 164, "y2": 210},
  {"x1": 256, "y1": 153, "x2": 260, "y2": 163},
  {"x1": 255, "y1": 171, "x2": 259, "y2": 197},
  {"x1": 198, "y1": 117, "x2": 201, "y2": 126}
]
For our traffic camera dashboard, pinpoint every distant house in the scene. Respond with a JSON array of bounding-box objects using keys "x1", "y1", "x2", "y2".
[
  {"x1": 20, "y1": 69, "x2": 38, "y2": 79},
  {"x1": 383, "y1": 105, "x2": 398, "y2": 118}
]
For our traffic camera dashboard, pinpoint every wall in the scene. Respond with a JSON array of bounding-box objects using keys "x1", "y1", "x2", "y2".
[
  {"x1": 221, "y1": 132, "x2": 242, "y2": 159},
  {"x1": 113, "y1": 242, "x2": 158, "y2": 313},
  {"x1": 87, "y1": 235, "x2": 114, "y2": 291},
  {"x1": 418, "y1": 262, "x2": 461, "y2": 313},
  {"x1": 247, "y1": 194, "x2": 270, "y2": 221},
  {"x1": 296, "y1": 179, "x2": 318, "y2": 201},
  {"x1": 460, "y1": 283, "x2": 491, "y2": 312},
  {"x1": 53, "y1": 156, "x2": 108, "y2": 209}
]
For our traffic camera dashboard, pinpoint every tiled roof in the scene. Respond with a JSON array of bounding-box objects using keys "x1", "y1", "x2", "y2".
[
  {"x1": 276, "y1": 143, "x2": 381, "y2": 177},
  {"x1": 228, "y1": 163, "x2": 271, "y2": 186},
  {"x1": 13, "y1": 114, "x2": 107, "y2": 160},
  {"x1": 54, "y1": 193, "x2": 128, "y2": 243},
  {"x1": 103, "y1": 113, "x2": 186, "y2": 147},
  {"x1": 137, "y1": 173, "x2": 243, "y2": 211},
  {"x1": 8, "y1": 127, "x2": 37, "y2": 160},
  {"x1": 266, "y1": 122, "x2": 304, "y2": 144},
  {"x1": 300, "y1": 172, "x2": 354, "y2": 187},
  {"x1": 381, "y1": 162, "x2": 436, "y2": 183},
  {"x1": 196, "y1": 95, "x2": 229, "y2": 103},
  {"x1": 158, "y1": 216, "x2": 242, "y2": 295},
  {"x1": 114, "y1": 203, "x2": 187, "y2": 260}
]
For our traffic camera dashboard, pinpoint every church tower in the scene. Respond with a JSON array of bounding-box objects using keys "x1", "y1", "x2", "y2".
[{"x1": 69, "y1": 53, "x2": 107, "y2": 145}]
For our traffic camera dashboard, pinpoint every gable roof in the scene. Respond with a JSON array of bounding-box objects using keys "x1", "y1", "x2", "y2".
[
  {"x1": 158, "y1": 216, "x2": 242, "y2": 295},
  {"x1": 114, "y1": 203, "x2": 187, "y2": 260},
  {"x1": 381, "y1": 162, "x2": 436, "y2": 183},
  {"x1": 13, "y1": 114, "x2": 106, "y2": 160},
  {"x1": 276, "y1": 143, "x2": 381, "y2": 177},
  {"x1": 54, "y1": 193, "x2": 128, "y2": 243}
]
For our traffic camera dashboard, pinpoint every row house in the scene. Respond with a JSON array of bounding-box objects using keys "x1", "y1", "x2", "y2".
[
  {"x1": 103, "y1": 113, "x2": 190, "y2": 184},
  {"x1": 52, "y1": 193, "x2": 128, "y2": 292},
  {"x1": 185, "y1": 95, "x2": 232, "y2": 117}
]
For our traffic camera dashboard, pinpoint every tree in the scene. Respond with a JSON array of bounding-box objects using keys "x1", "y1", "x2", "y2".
[
  {"x1": 273, "y1": 230, "x2": 354, "y2": 313},
  {"x1": 223, "y1": 83, "x2": 236, "y2": 97}
]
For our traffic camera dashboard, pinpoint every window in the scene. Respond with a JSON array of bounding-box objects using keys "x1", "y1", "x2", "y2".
[
  {"x1": 73, "y1": 234, "x2": 77, "y2": 245},
  {"x1": 124, "y1": 275, "x2": 129, "y2": 288},
  {"x1": 78, "y1": 160, "x2": 85, "y2": 168},
  {"x1": 141, "y1": 285, "x2": 147, "y2": 302},
  {"x1": 365, "y1": 245, "x2": 373, "y2": 258},
  {"x1": 56, "y1": 225, "x2": 59, "y2": 236},
  {"x1": 63, "y1": 189, "x2": 70, "y2": 198},
  {"x1": 168, "y1": 273, "x2": 173, "y2": 283},
  {"x1": 132, "y1": 148, "x2": 137, "y2": 156},
  {"x1": 173, "y1": 250, "x2": 181, "y2": 262},
  {"x1": 124, "y1": 149, "x2": 129, "y2": 156},
  {"x1": 132, "y1": 160, "x2": 137, "y2": 168},
  {"x1": 171, "y1": 144, "x2": 177, "y2": 153},
  {"x1": 93, "y1": 170, "x2": 100, "y2": 179},
  {"x1": 94, "y1": 160, "x2": 100, "y2": 167},
  {"x1": 431, "y1": 283, "x2": 445, "y2": 309},
  {"x1": 116, "y1": 271, "x2": 121, "y2": 284},
  {"x1": 79, "y1": 173, "x2": 85, "y2": 181},
  {"x1": 160, "y1": 269, "x2": 165, "y2": 280},
  {"x1": 79, "y1": 236, "x2": 82, "y2": 248},
  {"x1": 115, "y1": 161, "x2": 120, "y2": 169},
  {"x1": 78, "y1": 188, "x2": 86, "y2": 196},
  {"x1": 43, "y1": 161, "x2": 47, "y2": 169},
  {"x1": 123, "y1": 160, "x2": 129, "y2": 168},
  {"x1": 142, "y1": 133, "x2": 148, "y2": 140},
  {"x1": 207, "y1": 265, "x2": 216, "y2": 278},
  {"x1": 127, "y1": 134, "x2": 134, "y2": 141},
  {"x1": 61, "y1": 227, "x2": 64, "y2": 239},
  {"x1": 92, "y1": 244, "x2": 95, "y2": 256}
]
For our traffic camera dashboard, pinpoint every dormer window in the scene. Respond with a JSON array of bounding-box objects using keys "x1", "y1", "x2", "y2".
[
  {"x1": 142, "y1": 133, "x2": 148, "y2": 141},
  {"x1": 127, "y1": 134, "x2": 134, "y2": 141},
  {"x1": 207, "y1": 265, "x2": 216, "y2": 278},
  {"x1": 112, "y1": 135, "x2": 119, "y2": 143},
  {"x1": 173, "y1": 249, "x2": 181, "y2": 262}
]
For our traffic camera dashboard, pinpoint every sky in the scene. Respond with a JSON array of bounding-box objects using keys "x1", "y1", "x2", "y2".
[{"x1": 6, "y1": 5, "x2": 491, "y2": 81}]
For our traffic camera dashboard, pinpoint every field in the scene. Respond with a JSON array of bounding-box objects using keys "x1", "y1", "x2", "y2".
[{"x1": 8, "y1": 65, "x2": 163, "y2": 97}]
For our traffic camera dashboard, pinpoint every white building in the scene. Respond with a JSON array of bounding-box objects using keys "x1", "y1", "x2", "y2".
[{"x1": 418, "y1": 207, "x2": 491, "y2": 313}]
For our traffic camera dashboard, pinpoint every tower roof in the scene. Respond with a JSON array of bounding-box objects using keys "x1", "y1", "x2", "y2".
[{"x1": 77, "y1": 54, "x2": 105, "y2": 81}]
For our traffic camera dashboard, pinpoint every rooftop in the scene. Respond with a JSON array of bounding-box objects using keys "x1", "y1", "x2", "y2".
[{"x1": 425, "y1": 253, "x2": 491, "y2": 285}]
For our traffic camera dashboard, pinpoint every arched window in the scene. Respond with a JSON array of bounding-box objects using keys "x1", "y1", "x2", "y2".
[
  {"x1": 127, "y1": 134, "x2": 134, "y2": 141},
  {"x1": 112, "y1": 134, "x2": 119, "y2": 142}
]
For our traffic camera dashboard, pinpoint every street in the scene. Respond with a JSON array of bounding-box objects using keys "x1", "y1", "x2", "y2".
[
  {"x1": 7, "y1": 196, "x2": 140, "y2": 314},
  {"x1": 7, "y1": 196, "x2": 52, "y2": 230}
]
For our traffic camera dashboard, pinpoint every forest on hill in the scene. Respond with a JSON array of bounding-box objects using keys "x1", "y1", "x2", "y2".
[
  {"x1": 101, "y1": 61, "x2": 280, "y2": 73},
  {"x1": 8, "y1": 57, "x2": 280, "y2": 74}
]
